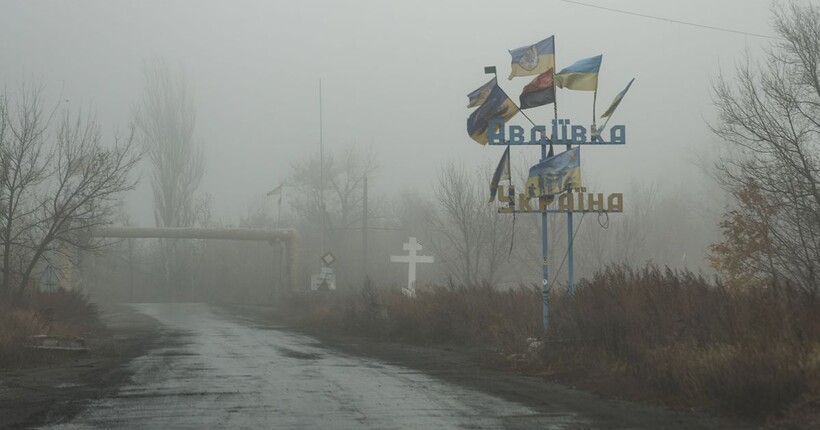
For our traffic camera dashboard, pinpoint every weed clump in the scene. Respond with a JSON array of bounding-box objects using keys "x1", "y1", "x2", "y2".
[
  {"x1": 284, "y1": 264, "x2": 820, "y2": 423},
  {"x1": 0, "y1": 289, "x2": 99, "y2": 367}
]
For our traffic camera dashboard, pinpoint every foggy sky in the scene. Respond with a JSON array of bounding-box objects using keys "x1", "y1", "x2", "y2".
[{"x1": 0, "y1": 0, "x2": 775, "y2": 226}]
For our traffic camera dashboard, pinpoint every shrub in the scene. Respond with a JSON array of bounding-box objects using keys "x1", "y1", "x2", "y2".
[
  {"x1": 283, "y1": 264, "x2": 820, "y2": 422},
  {"x1": 0, "y1": 289, "x2": 100, "y2": 367}
]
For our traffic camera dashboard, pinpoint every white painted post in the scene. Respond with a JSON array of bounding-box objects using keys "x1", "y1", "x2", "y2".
[{"x1": 390, "y1": 237, "x2": 434, "y2": 293}]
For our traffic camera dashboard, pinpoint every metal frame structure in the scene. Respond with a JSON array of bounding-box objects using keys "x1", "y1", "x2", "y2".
[{"x1": 91, "y1": 227, "x2": 299, "y2": 293}]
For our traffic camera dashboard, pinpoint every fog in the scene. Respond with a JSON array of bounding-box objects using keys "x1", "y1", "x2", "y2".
[{"x1": 0, "y1": 0, "x2": 781, "y2": 293}]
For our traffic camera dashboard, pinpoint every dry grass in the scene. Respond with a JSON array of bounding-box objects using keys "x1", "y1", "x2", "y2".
[
  {"x1": 292, "y1": 278, "x2": 541, "y2": 356},
  {"x1": 550, "y1": 265, "x2": 820, "y2": 422},
  {"x1": 0, "y1": 289, "x2": 99, "y2": 367},
  {"x1": 285, "y1": 266, "x2": 820, "y2": 424}
]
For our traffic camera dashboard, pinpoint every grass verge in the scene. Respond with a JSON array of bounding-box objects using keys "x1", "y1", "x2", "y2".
[
  {"x1": 0, "y1": 289, "x2": 100, "y2": 368},
  {"x1": 282, "y1": 265, "x2": 820, "y2": 427}
]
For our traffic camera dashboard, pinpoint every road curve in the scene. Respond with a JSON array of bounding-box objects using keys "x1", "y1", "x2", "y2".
[{"x1": 44, "y1": 303, "x2": 588, "y2": 429}]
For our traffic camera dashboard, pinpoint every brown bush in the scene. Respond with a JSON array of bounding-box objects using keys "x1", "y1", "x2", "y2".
[
  {"x1": 0, "y1": 306, "x2": 49, "y2": 366},
  {"x1": 550, "y1": 265, "x2": 820, "y2": 421},
  {"x1": 284, "y1": 264, "x2": 820, "y2": 422},
  {"x1": 0, "y1": 289, "x2": 99, "y2": 367}
]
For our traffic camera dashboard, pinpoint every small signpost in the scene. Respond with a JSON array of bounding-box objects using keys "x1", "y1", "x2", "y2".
[
  {"x1": 311, "y1": 251, "x2": 337, "y2": 291},
  {"x1": 390, "y1": 237, "x2": 434, "y2": 295},
  {"x1": 321, "y1": 251, "x2": 336, "y2": 266},
  {"x1": 310, "y1": 267, "x2": 336, "y2": 291}
]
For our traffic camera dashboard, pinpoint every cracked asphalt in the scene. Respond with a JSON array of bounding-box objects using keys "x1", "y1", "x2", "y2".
[{"x1": 43, "y1": 303, "x2": 590, "y2": 429}]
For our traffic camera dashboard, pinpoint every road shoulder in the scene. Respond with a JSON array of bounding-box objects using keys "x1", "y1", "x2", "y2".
[
  {"x1": 0, "y1": 304, "x2": 160, "y2": 429},
  {"x1": 224, "y1": 303, "x2": 752, "y2": 430}
]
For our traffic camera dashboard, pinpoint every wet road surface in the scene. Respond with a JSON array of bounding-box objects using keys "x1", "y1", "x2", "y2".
[{"x1": 45, "y1": 303, "x2": 589, "y2": 429}]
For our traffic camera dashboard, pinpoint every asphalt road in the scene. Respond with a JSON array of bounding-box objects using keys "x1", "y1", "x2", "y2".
[{"x1": 43, "y1": 303, "x2": 591, "y2": 429}]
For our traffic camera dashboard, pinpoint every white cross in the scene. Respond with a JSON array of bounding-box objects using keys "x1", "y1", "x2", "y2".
[{"x1": 390, "y1": 237, "x2": 434, "y2": 293}]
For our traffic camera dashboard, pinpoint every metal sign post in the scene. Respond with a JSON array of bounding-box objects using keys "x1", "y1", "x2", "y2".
[
  {"x1": 539, "y1": 145, "x2": 551, "y2": 331},
  {"x1": 468, "y1": 44, "x2": 633, "y2": 332},
  {"x1": 488, "y1": 121, "x2": 627, "y2": 332}
]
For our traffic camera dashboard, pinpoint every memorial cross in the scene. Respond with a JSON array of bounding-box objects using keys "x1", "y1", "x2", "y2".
[{"x1": 390, "y1": 237, "x2": 434, "y2": 293}]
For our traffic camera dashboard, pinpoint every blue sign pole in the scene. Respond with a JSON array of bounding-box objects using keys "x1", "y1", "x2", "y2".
[
  {"x1": 566, "y1": 139, "x2": 575, "y2": 298},
  {"x1": 567, "y1": 210, "x2": 575, "y2": 297},
  {"x1": 540, "y1": 143, "x2": 550, "y2": 332},
  {"x1": 541, "y1": 211, "x2": 549, "y2": 331}
]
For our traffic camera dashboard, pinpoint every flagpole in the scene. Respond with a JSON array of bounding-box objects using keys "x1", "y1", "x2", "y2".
[
  {"x1": 552, "y1": 39, "x2": 575, "y2": 304},
  {"x1": 539, "y1": 40, "x2": 561, "y2": 333},
  {"x1": 592, "y1": 89, "x2": 598, "y2": 129},
  {"x1": 277, "y1": 186, "x2": 283, "y2": 299},
  {"x1": 277, "y1": 184, "x2": 283, "y2": 229},
  {"x1": 483, "y1": 67, "x2": 522, "y2": 259},
  {"x1": 597, "y1": 115, "x2": 612, "y2": 137}
]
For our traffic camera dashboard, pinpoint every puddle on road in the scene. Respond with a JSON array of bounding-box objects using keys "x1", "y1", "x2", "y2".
[
  {"x1": 55, "y1": 383, "x2": 85, "y2": 389},
  {"x1": 275, "y1": 347, "x2": 323, "y2": 360}
]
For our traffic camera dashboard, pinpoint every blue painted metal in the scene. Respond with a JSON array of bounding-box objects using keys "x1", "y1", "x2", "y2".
[
  {"x1": 488, "y1": 140, "x2": 624, "y2": 146},
  {"x1": 565, "y1": 130, "x2": 575, "y2": 299},
  {"x1": 499, "y1": 209, "x2": 620, "y2": 214},
  {"x1": 540, "y1": 142, "x2": 550, "y2": 332},
  {"x1": 541, "y1": 210, "x2": 549, "y2": 331},
  {"x1": 567, "y1": 212, "x2": 575, "y2": 298}
]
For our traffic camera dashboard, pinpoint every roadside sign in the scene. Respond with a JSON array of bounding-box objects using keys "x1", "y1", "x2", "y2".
[
  {"x1": 321, "y1": 252, "x2": 336, "y2": 266},
  {"x1": 310, "y1": 267, "x2": 336, "y2": 291}
]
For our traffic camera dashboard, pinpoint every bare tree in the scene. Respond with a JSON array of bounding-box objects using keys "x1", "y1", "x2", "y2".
[
  {"x1": 289, "y1": 145, "x2": 377, "y2": 287},
  {"x1": 428, "y1": 161, "x2": 512, "y2": 286},
  {"x1": 134, "y1": 59, "x2": 204, "y2": 228},
  {"x1": 0, "y1": 85, "x2": 140, "y2": 302},
  {"x1": 710, "y1": 1, "x2": 820, "y2": 291},
  {"x1": 134, "y1": 59, "x2": 205, "y2": 297},
  {"x1": 290, "y1": 146, "x2": 377, "y2": 231}
]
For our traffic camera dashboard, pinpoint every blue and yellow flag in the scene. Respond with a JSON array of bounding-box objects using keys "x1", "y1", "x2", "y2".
[
  {"x1": 525, "y1": 147, "x2": 581, "y2": 197},
  {"x1": 601, "y1": 78, "x2": 635, "y2": 118},
  {"x1": 467, "y1": 84, "x2": 519, "y2": 145},
  {"x1": 467, "y1": 77, "x2": 497, "y2": 108},
  {"x1": 555, "y1": 55, "x2": 602, "y2": 91},
  {"x1": 508, "y1": 36, "x2": 555, "y2": 80}
]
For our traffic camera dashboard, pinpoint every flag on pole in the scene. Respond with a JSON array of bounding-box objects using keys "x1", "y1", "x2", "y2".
[
  {"x1": 267, "y1": 183, "x2": 284, "y2": 204},
  {"x1": 488, "y1": 145, "x2": 511, "y2": 203},
  {"x1": 601, "y1": 78, "x2": 635, "y2": 118},
  {"x1": 519, "y1": 69, "x2": 555, "y2": 109},
  {"x1": 554, "y1": 55, "x2": 602, "y2": 91},
  {"x1": 467, "y1": 77, "x2": 497, "y2": 108},
  {"x1": 525, "y1": 148, "x2": 581, "y2": 197},
  {"x1": 467, "y1": 84, "x2": 519, "y2": 145},
  {"x1": 508, "y1": 36, "x2": 555, "y2": 80}
]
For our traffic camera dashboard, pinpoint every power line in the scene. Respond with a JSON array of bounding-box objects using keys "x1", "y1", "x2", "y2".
[{"x1": 559, "y1": 0, "x2": 783, "y2": 41}]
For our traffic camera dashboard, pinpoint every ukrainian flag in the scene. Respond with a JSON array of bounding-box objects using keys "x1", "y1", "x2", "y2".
[
  {"x1": 525, "y1": 148, "x2": 581, "y2": 197},
  {"x1": 508, "y1": 36, "x2": 555, "y2": 80},
  {"x1": 601, "y1": 78, "x2": 635, "y2": 118},
  {"x1": 467, "y1": 84, "x2": 519, "y2": 145},
  {"x1": 554, "y1": 55, "x2": 602, "y2": 91}
]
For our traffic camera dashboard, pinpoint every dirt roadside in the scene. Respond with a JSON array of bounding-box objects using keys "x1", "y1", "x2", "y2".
[
  {"x1": 1, "y1": 302, "x2": 758, "y2": 429},
  {"x1": 223, "y1": 303, "x2": 756, "y2": 430},
  {"x1": 0, "y1": 304, "x2": 159, "y2": 429}
]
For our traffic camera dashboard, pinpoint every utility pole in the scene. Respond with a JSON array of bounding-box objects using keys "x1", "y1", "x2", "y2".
[
  {"x1": 319, "y1": 79, "x2": 325, "y2": 257},
  {"x1": 128, "y1": 238, "x2": 134, "y2": 301},
  {"x1": 362, "y1": 176, "x2": 368, "y2": 283}
]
